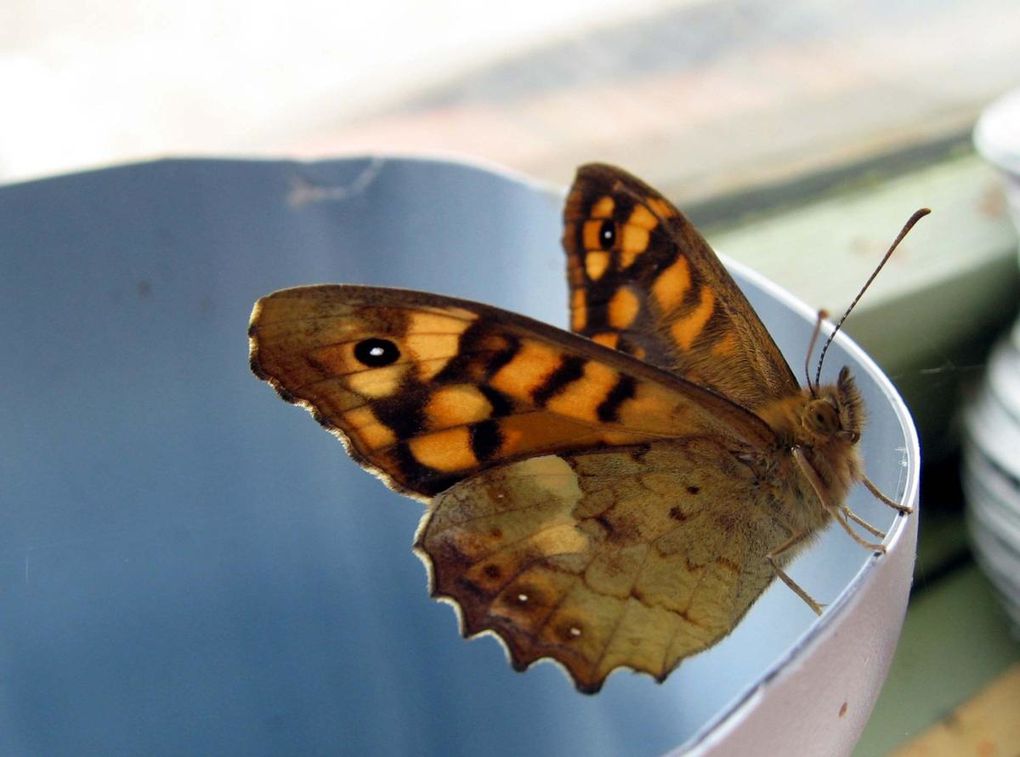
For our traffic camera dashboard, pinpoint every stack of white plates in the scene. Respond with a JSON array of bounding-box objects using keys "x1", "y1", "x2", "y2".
[
  {"x1": 968, "y1": 89, "x2": 1020, "y2": 631},
  {"x1": 963, "y1": 321, "x2": 1020, "y2": 630}
]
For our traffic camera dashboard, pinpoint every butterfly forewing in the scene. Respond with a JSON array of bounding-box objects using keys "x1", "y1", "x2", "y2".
[
  {"x1": 563, "y1": 163, "x2": 799, "y2": 410},
  {"x1": 249, "y1": 285, "x2": 774, "y2": 499}
]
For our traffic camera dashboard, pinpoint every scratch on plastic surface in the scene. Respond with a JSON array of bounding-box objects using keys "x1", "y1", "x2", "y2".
[{"x1": 288, "y1": 157, "x2": 386, "y2": 207}]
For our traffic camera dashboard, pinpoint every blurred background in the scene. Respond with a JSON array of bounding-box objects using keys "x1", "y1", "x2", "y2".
[{"x1": 3, "y1": 0, "x2": 1020, "y2": 753}]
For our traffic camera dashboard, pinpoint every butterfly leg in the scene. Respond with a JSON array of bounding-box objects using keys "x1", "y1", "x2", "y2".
[
  {"x1": 842, "y1": 506, "x2": 885, "y2": 539},
  {"x1": 767, "y1": 530, "x2": 824, "y2": 616},
  {"x1": 793, "y1": 448, "x2": 886, "y2": 552},
  {"x1": 831, "y1": 507, "x2": 886, "y2": 553},
  {"x1": 862, "y1": 475, "x2": 913, "y2": 514}
]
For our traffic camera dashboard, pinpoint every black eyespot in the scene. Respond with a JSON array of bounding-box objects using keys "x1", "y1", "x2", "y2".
[
  {"x1": 354, "y1": 338, "x2": 400, "y2": 366},
  {"x1": 598, "y1": 220, "x2": 616, "y2": 249}
]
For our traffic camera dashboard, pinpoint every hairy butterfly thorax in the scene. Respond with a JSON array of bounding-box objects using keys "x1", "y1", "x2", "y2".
[{"x1": 248, "y1": 163, "x2": 926, "y2": 693}]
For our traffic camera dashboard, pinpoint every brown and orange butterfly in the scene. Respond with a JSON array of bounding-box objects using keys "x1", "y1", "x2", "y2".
[{"x1": 248, "y1": 163, "x2": 917, "y2": 694}]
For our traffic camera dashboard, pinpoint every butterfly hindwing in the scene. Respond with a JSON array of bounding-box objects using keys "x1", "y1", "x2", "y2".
[
  {"x1": 416, "y1": 440, "x2": 794, "y2": 693},
  {"x1": 563, "y1": 163, "x2": 800, "y2": 410},
  {"x1": 249, "y1": 285, "x2": 775, "y2": 499}
]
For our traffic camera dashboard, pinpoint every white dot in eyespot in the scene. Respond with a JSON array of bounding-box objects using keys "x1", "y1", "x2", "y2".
[
  {"x1": 354, "y1": 338, "x2": 399, "y2": 367},
  {"x1": 517, "y1": 593, "x2": 528, "y2": 603}
]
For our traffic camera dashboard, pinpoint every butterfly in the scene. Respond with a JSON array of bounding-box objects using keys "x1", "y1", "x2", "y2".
[{"x1": 248, "y1": 163, "x2": 919, "y2": 694}]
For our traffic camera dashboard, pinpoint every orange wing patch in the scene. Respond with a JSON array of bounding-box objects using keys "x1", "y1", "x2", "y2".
[
  {"x1": 591, "y1": 332, "x2": 620, "y2": 349},
  {"x1": 652, "y1": 255, "x2": 692, "y2": 314},
  {"x1": 671, "y1": 285, "x2": 716, "y2": 350},
  {"x1": 585, "y1": 250, "x2": 611, "y2": 281},
  {"x1": 570, "y1": 288, "x2": 587, "y2": 332},
  {"x1": 608, "y1": 287, "x2": 640, "y2": 329}
]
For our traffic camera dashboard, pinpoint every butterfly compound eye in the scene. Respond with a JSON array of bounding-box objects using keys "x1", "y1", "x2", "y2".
[
  {"x1": 354, "y1": 338, "x2": 400, "y2": 367},
  {"x1": 598, "y1": 220, "x2": 616, "y2": 249},
  {"x1": 804, "y1": 399, "x2": 840, "y2": 435}
]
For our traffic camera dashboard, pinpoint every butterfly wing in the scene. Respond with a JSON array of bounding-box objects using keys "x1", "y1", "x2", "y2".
[
  {"x1": 249, "y1": 285, "x2": 775, "y2": 499},
  {"x1": 563, "y1": 163, "x2": 800, "y2": 409},
  {"x1": 417, "y1": 440, "x2": 796, "y2": 693}
]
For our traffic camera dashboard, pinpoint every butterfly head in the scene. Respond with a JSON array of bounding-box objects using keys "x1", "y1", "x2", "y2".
[{"x1": 802, "y1": 366, "x2": 864, "y2": 445}]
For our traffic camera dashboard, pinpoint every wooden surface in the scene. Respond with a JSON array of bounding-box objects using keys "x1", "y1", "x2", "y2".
[{"x1": 892, "y1": 663, "x2": 1020, "y2": 756}]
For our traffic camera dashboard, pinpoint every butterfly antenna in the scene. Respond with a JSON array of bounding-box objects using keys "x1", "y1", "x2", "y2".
[
  {"x1": 814, "y1": 208, "x2": 931, "y2": 388},
  {"x1": 804, "y1": 309, "x2": 829, "y2": 396}
]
